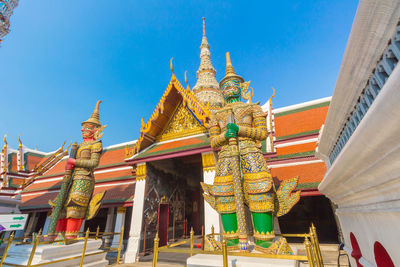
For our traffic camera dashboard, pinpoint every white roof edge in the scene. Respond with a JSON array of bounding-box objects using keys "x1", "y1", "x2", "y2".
[
  {"x1": 104, "y1": 140, "x2": 137, "y2": 150},
  {"x1": 273, "y1": 96, "x2": 331, "y2": 114},
  {"x1": 317, "y1": 0, "x2": 400, "y2": 158}
]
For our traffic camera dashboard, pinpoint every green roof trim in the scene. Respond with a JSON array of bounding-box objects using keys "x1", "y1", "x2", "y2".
[
  {"x1": 23, "y1": 175, "x2": 135, "y2": 192},
  {"x1": 20, "y1": 204, "x2": 50, "y2": 210},
  {"x1": 269, "y1": 150, "x2": 315, "y2": 160},
  {"x1": 274, "y1": 101, "x2": 330, "y2": 117},
  {"x1": 135, "y1": 135, "x2": 210, "y2": 159},
  {"x1": 20, "y1": 198, "x2": 133, "y2": 210},
  {"x1": 276, "y1": 129, "x2": 320, "y2": 141},
  {"x1": 296, "y1": 182, "x2": 320, "y2": 189}
]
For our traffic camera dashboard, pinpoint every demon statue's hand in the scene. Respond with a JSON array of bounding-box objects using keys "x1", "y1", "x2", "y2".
[
  {"x1": 225, "y1": 123, "x2": 239, "y2": 140},
  {"x1": 65, "y1": 158, "x2": 76, "y2": 170}
]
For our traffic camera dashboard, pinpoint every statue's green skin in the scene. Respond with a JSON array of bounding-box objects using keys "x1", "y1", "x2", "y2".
[{"x1": 221, "y1": 82, "x2": 274, "y2": 249}]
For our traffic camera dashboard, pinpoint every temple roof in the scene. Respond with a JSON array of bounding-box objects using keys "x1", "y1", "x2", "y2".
[{"x1": 127, "y1": 67, "x2": 210, "y2": 158}]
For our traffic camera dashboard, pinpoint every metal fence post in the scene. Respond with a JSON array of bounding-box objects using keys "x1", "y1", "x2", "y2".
[
  {"x1": 27, "y1": 231, "x2": 41, "y2": 267},
  {"x1": 152, "y1": 232, "x2": 159, "y2": 267},
  {"x1": 116, "y1": 226, "x2": 124, "y2": 265},
  {"x1": 311, "y1": 223, "x2": 324, "y2": 266},
  {"x1": 79, "y1": 228, "x2": 90, "y2": 267},
  {"x1": 304, "y1": 236, "x2": 315, "y2": 267},
  {"x1": 95, "y1": 225, "x2": 100, "y2": 240},
  {"x1": 0, "y1": 232, "x2": 14, "y2": 266},
  {"x1": 222, "y1": 239, "x2": 228, "y2": 267},
  {"x1": 190, "y1": 227, "x2": 194, "y2": 257}
]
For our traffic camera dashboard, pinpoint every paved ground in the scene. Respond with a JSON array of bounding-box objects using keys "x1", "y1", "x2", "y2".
[{"x1": 109, "y1": 243, "x2": 351, "y2": 267}]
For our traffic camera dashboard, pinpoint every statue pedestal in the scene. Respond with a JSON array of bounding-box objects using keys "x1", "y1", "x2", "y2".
[
  {"x1": 187, "y1": 253, "x2": 297, "y2": 267},
  {"x1": 3, "y1": 239, "x2": 108, "y2": 267}
]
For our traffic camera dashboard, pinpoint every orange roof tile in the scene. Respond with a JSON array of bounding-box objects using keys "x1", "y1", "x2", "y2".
[
  {"x1": 274, "y1": 106, "x2": 329, "y2": 139},
  {"x1": 276, "y1": 142, "x2": 317, "y2": 156},
  {"x1": 98, "y1": 147, "x2": 126, "y2": 167},
  {"x1": 270, "y1": 162, "x2": 326, "y2": 185}
]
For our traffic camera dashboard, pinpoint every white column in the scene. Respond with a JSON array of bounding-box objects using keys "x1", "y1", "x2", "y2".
[
  {"x1": 103, "y1": 207, "x2": 115, "y2": 246},
  {"x1": 203, "y1": 169, "x2": 221, "y2": 235},
  {"x1": 112, "y1": 207, "x2": 126, "y2": 248},
  {"x1": 201, "y1": 152, "x2": 221, "y2": 236},
  {"x1": 124, "y1": 175, "x2": 146, "y2": 263},
  {"x1": 42, "y1": 214, "x2": 51, "y2": 235}
]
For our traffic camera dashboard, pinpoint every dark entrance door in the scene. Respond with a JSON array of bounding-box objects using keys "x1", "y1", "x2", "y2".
[{"x1": 157, "y1": 203, "x2": 169, "y2": 246}]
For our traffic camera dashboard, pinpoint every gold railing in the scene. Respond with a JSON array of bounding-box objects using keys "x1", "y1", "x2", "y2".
[
  {"x1": 0, "y1": 226, "x2": 124, "y2": 267},
  {"x1": 152, "y1": 224, "x2": 324, "y2": 267}
]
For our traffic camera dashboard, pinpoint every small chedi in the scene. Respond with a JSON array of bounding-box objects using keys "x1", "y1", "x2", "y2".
[
  {"x1": 202, "y1": 53, "x2": 300, "y2": 254},
  {"x1": 47, "y1": 100, "x2": 107, "y2": 240}
]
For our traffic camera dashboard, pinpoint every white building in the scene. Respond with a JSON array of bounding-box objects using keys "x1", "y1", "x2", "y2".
[{"x1": 316, "y1": 0, "x2": 400, "y2": 266}]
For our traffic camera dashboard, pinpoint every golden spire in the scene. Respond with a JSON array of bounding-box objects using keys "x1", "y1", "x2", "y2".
[
  {"x1": 220, "y1": 52, "x2": 244, "y2": 86},
  {"x1": 82, "y1": 100, "x2": 102, "y2": 126}
]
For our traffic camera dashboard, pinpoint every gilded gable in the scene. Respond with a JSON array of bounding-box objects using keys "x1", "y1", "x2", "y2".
[{"x1": 157, "y1": 102, "x2": 206, "y2": 142}]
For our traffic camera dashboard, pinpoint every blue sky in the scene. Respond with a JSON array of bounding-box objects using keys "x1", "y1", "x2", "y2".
[{"x1": 0, "y1": 0, "x2": 358, "y2": 151}]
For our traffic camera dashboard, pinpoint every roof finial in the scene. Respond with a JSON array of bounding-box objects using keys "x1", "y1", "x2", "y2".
[
  {"x1": 18, "y1": 135, "x2": 22, "y2": 149},
  {"x1": 170, "y1": 57, "x2": 174, "y2": 75},
  {"x1": 202, "y1": 17, "x2": 206, "y2": 37}
]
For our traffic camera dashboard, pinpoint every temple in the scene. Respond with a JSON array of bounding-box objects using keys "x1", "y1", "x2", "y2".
[{"x1": 0, "y1": 19, "x2": 339, "y2": 262}]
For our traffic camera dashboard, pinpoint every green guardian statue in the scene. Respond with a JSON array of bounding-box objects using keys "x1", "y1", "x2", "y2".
[{"x1": 202, "y1": 53, "x2": 300, "y2": 254}]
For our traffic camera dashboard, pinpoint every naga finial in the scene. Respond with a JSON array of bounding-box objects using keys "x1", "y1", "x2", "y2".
[
  {"x1": 18, "y1": 135, "x2": 22, "y2": 148},
  {"x1": 184, "y1": 71, "x2": 190, "y2": 91},
  {"x1": 170, "y1": 57, "x2": 174, "y2": 75},
  {"x1": 3, "y1": 135, "x2": 7, "y2": 145}
]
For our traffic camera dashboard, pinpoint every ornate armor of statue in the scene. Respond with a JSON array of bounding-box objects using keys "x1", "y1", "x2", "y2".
[
  {"x1": 48, "y1": 101, "x2": 106, "y2": 240},
  {"x1": 202, "y1": 53, "x2": 300, "y2": 253}
]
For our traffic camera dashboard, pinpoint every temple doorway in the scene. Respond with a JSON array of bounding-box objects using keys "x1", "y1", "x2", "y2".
[{"x1": 140, "y1": 153, "x2": 204, "y2": 253}]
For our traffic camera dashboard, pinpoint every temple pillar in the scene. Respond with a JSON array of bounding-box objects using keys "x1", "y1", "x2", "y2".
[
  {"x1": 103, "y1": 207, "x2": 115, "y2": 246},
  {"x1": 124, "y1": 163, "x2": 147, "y2": 263},
  {"x1": 24, "y1": 212, "x2": 38, "y2": 236},
  {"x1": 42, "y1": 212, "x2": 51, "y2": 235},
  {"x1": 112, "y1": 207, "x2": 126, "y2": 248},
  {"x1": 201, "y1": 152, "x2": 221, "y2": 236}
]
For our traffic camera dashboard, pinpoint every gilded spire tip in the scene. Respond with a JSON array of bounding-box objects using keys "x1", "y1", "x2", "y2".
[
  {"x1": 170, "y1": 57, "x2": 174, "y2": 74},
  {"x1": 202, "y1": 17, "x2": 206, "y2": 37},
  {"x1": 225, "y1": 52, "x2": 235, "y2": 76}
]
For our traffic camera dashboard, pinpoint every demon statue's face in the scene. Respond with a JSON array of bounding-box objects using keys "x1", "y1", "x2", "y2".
[
  {"x1": 81, "y1": 123, "x2": 97, "y2": 141},
  {"x1": 221, "y1": 79, "x2": 242, "y2": 102}
]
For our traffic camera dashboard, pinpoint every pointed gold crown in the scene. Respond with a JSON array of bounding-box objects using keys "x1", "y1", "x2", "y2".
[
  {"x1": 82, "y1": 100, "x2": 102, "y2": 126},
  {"x1": 219, "y1": 52, "x2": 244, "y2": 86}
]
